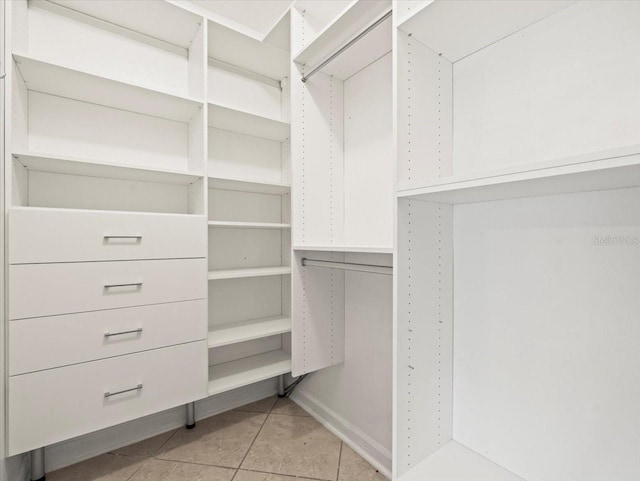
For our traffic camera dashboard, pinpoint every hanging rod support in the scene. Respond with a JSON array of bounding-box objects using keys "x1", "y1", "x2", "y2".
[
  {"x1": 301, "y1": 10, "x2": 392, "y2": 83},
  {"x1": 301, "y1": 257, "x2": 392, "y2": 275}
]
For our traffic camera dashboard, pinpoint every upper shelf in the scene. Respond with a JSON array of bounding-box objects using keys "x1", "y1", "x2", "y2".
[
  {"x1": 294, "y1": 245, "x2": 393, "y2": 254},
  {"x1": 397, "y1": 145, "x2": 640, "y2": 205},
  {"x1": 13, "y1": 54, "x2": 203, "y2": 123},
  {"x1": 293, "y1": 0, "x2": 391, "y2": 81},
  {"x1": 208, "y1": 176, "x2": 290, "y2": 195},
  {"x1": 208, "y1": 103, "x2": 290, "y2": 142},
  {"x1": 398, "y1": 0, "x2": 575, "y2": 63}
]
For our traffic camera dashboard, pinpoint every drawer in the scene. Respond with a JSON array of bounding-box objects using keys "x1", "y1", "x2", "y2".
[
  {"x1": 8, "y1": 341, "x2": 207, "y2": 455},
  {"x1": 10, "y1": 300, "x2": 207, "y2": 375},
  {"x1": 10, "y1": 207, "x2": 206, "y2": 264},
  {"x1": 9, "y1": 258, "x2": 206, "y2": 320}
]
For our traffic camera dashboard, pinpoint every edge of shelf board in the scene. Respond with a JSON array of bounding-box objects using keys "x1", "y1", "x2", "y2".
[
  {"x1": 208, "y1": 102, "x2": 290, "y2": 142},
  {"x1": 397, "y1": 144, "x2": 640, "y2": 204},
  {"x1": 13, "y1": 53, "x2": 204, "y2": 122},
  {"x1": 208, "y1": 316, "x2": 291, "y2": 348},
  {"x1": 399, "y1": 441, "x2": 524, "y2": 481},
  {"x1": 207, "y1": 266, "x2": 292, "y2": 280},
  {"x1": 207, "y1": 349, "x2": 292, "y2": 396},
  {"x1": 293, "y1": 245, "x2": 393, "y2": 254},
  {"x1": 9, "y1": 205, "x2": 206, "y2": 218},
  {"x1": 208, "y1": 176, "x2": 291, "y2": 195},
  {"x1": 13, "y1": 151, "x2": 204, "y2": 185},
  {"x1": 208, "y1": 221, "x2": 291, "y2": 229}
]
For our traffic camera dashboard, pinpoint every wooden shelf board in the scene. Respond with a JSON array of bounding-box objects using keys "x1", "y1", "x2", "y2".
[
  {"x1": 13, "y1": 151, "x2": 203, "y2": 185},
  {"x1": 207, "y1": 350, "x2": 291, "y2": 396},
  {"x1": 209, "y1": 176, "x2": 290, "y2": 195},
  {"x1": 208, "y1": 266, "x2": 291, "y2": 280},
  {"x1": 208, "y1": 221, "x2": 291, "y2": 229},
  {"x1": 13, "y1": 53, "x2": 203, "y2": 123},
  {"x1": 208, "y1": 316, "x2": 291, "y2": 348},
  {"x1": 399, "y1": 441, "x2": 524, "y2": 481},
  {"x1": 397, "y1": 145, "x2": 640, "y2": 204},
  {"x1": 10, "y1": 205, "x2": 205, "y2": 218},
  {"x1": 294, "y1": 245, "x2": 393, "y2": 254},
  {"x1": 208, "y1": 103, "x2": 290, "y2": 142}
]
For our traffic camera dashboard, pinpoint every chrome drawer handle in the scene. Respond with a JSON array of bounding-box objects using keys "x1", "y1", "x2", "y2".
[
  {"x1": 104, "y1": 328, "x2": 143, "y2": 338},
  {"x1": 103, "y1": 235, "x2": 142, "y2": 239},
  {"x1": 104, "y1": 384, "x2": 143, "y2": 398},
  {"x1": 104, "y1": 282, "x2": 143, "y2": 289}
]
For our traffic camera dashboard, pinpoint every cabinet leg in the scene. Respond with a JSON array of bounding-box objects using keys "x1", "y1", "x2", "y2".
[
  {"x1": 278, "y1": 375, "x2": 286, "y2": 398},
  {"x1": 31, "y1": 447, "x2": 46, "y2": 481},
  {"x1": 186, "y1": 402, "x2": 196, "y2": 429}
]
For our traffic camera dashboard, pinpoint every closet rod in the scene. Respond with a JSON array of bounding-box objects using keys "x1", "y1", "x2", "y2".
[
  {"x1": 301, "y1": 257, "x2": 392, "y2": 275},
  {"x1": 301, "y1": 9, "x2": 392, "y2": 83}
]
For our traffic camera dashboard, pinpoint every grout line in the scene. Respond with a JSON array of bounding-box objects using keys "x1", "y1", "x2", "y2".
[
  {"x1": 231, "y1": 408, "x2": 271, "y2": 479},
  {"x1": 150, "y1": 428, "x2": 180, "y2": 457},
  {"x1": 336, "y1": 441, "x2": 344, "y2": 481},
  {"x1": 123, "y1": 454, "x2": 145, "y2": 481},
  {"x1": 239, "y1": 467, "x2": 338, "y2": 481}
]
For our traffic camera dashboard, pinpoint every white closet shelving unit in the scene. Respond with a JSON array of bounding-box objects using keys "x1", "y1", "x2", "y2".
[{"x1": 394, "y1": 1, "x2": 640, "y2": 480}]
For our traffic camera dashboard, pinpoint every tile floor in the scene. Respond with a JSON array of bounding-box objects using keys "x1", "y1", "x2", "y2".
[{"x1": 47, "y1": 396, "x2": 389, "y2": 481}]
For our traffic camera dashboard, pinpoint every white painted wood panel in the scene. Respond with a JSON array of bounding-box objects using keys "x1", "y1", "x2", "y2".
[
  {"x1": 208, "y1": 228, "x2": 282, "y2": 270},
  {"x1": 10, "y1": 207, "x2": 206, "y2": 264},
  {"x1": 208, "y1": 335, "x2": 283, "y2": 367},
  {"x1": 453, "y1": 187, "x2": 640, "y2": 481},
  {"x1": 10, "y1": 300, "x2": 206, "y2": 376},
  {"x1": 8, "y1": 341, "x2": 207, "y2": 455},
  {"x1": 208, "y1": 277, "x2": 282, "y2": 326},
  {"x1": 208, "y1": 316, "x2": 291, "y2": 348},
  {"x1": 9, "y1": 258, "x2": 206, "y2": 320},
  {"x1": 208, "y1": 188, "x2": 282, "y2": 223}
]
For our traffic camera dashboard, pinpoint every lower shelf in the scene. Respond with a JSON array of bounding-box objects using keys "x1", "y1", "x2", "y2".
[
  {"x1": 207, "y1": 350, "x2": 291, "y2": 396},
  {"x1": 208, "y1": 316, "x2": 291, "y2": 348},
  {"x1": 400, "y1": 441, "x2": 524, "y2": 481},
  {"x1": 208, "y1": 266, "x2": 292, "y2": 280}
]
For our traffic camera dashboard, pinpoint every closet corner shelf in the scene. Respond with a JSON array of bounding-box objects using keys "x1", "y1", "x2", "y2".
[
  {"x1": 293, "y1": 0, "x2": 390, "y2": 66},
  {"x1": 207, "y1": 350, "x2": 291, "y2": 396},
  {"x1": 208, "y1": 103, "x2": 290, "y2": 142},
  {"x1": 13, "y1": 53, "x2": 204, "y2": 123},
  {"x1": 397, "y1": 145, "x2": 640, "y2": 205},
  {"x1": 208, "y1": 176, "x2": 290, "y2": 195},
  {"x1": 208, "y1": 221, "x2": 291, "y2": 229},
  {"x1": 13, "y1": 151, "x2": 204, "y2": 185},
  {"x1": 207, "y1": 266, "x2": 291, "y2": 280},
  {"x1": 399, "y1": 441, "x2": 524, "y2": 481},
  {"x1": 293, "y1": 245, "x2": 393, "y2": 254},
  {"x1": 208, "y1": 316, "x2": 291, "y2": 349}
]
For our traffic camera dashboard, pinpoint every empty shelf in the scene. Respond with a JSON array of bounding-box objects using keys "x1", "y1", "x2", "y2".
[
  {"x1": 208, "y1": 350, "x2": 291, "y2": 396},
  {"x1": 398, "y1": 145, "x2": 640, "y2": 204},
  {"x1": 208, "y1": 221, "x2": 290, "y2": 229},
  {"x1": 13, "y1": 151, "x2": 203, "y2": 185},
  {"x1": 208, "y1": 103, "x2": 290, "y2": 142},
  {"x1": 208, "y1": 266, "x2": 291, "y2": 280},
  {"x1": 208, "y1": 316, "x2": 291, "y2": 348},
  {"x1": 13, "y1": 53, "x2": 203, "y2": 123},
  {"x1": 294, "y1": 245, "x2": 393, "y2": 254},
  {"x1": 209, "y1": 176, "x2": 290, "y2": 195},
  {"x1": 399, "y1": 441, "x2": 524, "y2": 481}
]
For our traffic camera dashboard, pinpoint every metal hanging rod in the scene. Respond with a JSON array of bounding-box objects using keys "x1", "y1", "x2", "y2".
[
  {"x1": 301, "y1": 257, "x2": 392, "y2": 276},
  {"x1": 301, "y1": 10, "x2": 392, "y2": 83}
]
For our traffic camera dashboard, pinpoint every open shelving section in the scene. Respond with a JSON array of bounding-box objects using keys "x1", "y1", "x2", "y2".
[
  {"x1": 395, "y1": 1, "x2": 640, "y2": 480},
  {"x1": 208, "y1": 316, "x2": 291, "y2": 349}
]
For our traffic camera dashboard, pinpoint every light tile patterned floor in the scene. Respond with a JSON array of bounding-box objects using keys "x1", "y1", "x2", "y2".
[{"x1": 47, "y1": 397, "x2": 388, "y2": 481}]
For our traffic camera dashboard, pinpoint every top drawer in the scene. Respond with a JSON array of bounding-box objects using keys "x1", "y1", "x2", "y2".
[{"x1": 10, "y1": 207, "x2": 206, "y2": 264}]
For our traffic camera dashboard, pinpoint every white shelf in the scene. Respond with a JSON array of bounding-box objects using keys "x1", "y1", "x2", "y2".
[
  {"x1": 208, "y1": 221, "x2": 291, "y2": 229},
  {"x1": 13, "y1": 151, "x2": 203, "y2": 186},
  {"x1": 209, "y1": 176, "x2": 290, "y2": 195},
  {"x1": 294, "y1": 245, "x2": 393, "y2": 254},
  {"x1": 208, "y1": 103, "x2": 290, "y2": 142},
  {"x1": 208, "y1": 316, "x2": 291, "y2": 348},
  {"x1": 398, "y1": 145, "x2": 640, "y2": 205},
  {"x1": 207, "y1": 350, "x2": 291, "y2": 396},
  {"x1": 399, "y1": 441, "x2": 524, "y2": 481},
  {"x1": 13, "y1": 54, "x2": 203, "y2": 123},
  {"x1": 208, "y1": 266, "x2": 291, "y2": 280}
]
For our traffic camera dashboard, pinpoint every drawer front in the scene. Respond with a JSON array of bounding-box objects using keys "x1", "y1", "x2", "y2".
[
  {"x1": 9, "y1": 258, "x2": 206, "y2": 320},
  {"x1": 10, "y1": 300, "x2": 207, "y2": 375},
  {"x1": 8, "y1": 341, "x2": 207, "y2": 455},
  {"x1": 10, "y1": 208, "x2": 206, "y2": 264}
]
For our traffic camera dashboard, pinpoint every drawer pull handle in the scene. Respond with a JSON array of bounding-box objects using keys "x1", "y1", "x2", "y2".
[
  {"x1": 104, "y1": 328, "x2": 143, "y2": 338},
  {"x1": 104, "y1": 384, "x2": 143, "y2": 398},
  {"x1": 103, "y1": 235, "x2": 142, "y2": 239},
  {"x1": 104, "y1": 282, "x2": 143, "y2": 289}
]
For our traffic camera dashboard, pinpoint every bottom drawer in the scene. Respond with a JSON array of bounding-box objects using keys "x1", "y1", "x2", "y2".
[{"x1": 8, "y1": 341, "x2": 207, "y2": 455}]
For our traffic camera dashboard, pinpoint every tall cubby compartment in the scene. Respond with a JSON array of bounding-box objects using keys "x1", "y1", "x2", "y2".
[
  {"x1": 394, "y1": 1, "x2": 640, "y2": 480},
  {"x1": 205, "y1": 15, "x2": 293, "y2": 395}
]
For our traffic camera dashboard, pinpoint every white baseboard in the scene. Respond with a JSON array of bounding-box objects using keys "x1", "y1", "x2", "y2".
[
  {"x1": 1, "y1": 453, "x2": 28, "y2": 481},
  {"x1": 290, "y1": 389, "x2": 392, "y2": 480},
  {"x1": 43, "y1": 378, "x2": 278, "y2": 475}
]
